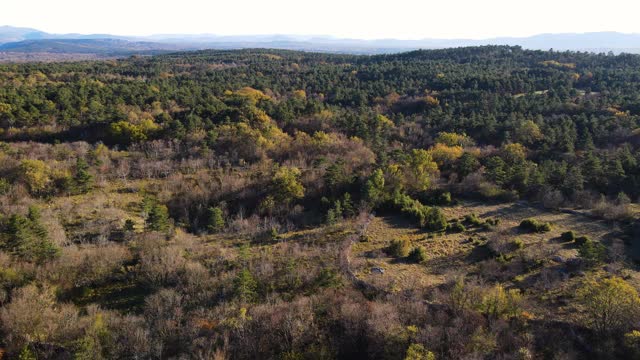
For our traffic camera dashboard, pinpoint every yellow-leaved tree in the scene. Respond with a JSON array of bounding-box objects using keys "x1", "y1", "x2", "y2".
[
  {"x1": 403, "y1": 149, "x2": 439, "y2": 192},
  {"x1": 436, "y1": 132, "x2": 475, "y2": 147},
  {"x1": 18, "y1": 159, "x2": 51, "y2": 195},
  {"x1": 429, "y1": 143, "x2": 464, "y2": 167},
  {"x1": 272, "y1": 166, "x2": 305, "y2": 205},
  {"x1": 578, "y1": 277, "x2": 640, "y2": 335}
]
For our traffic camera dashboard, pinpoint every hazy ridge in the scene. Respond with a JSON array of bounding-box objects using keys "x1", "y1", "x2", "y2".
[{"x1": 1, "y1": 25, "x2": 640, "y2": 61}]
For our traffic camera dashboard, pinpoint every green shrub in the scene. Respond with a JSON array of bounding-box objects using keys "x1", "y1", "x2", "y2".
[
  {"x1": 448, "y1": 221, "x2": 466, "y2": 233},
  {"x1": 326, "y1": 208, "x2": 338, "y2": 225},
  {"x1": 269, "y1": 227, "x2": 280, "y2": 241},
  {"x1": 207, "y1": 206, "x2": 225, "y2": 233},
  {"x1": 147, "y1": 204, "x2": 171, "y2": 232},
  {"x1": 123, "y1": 219, "x2": 135, "y2": 232},
  {"x1": 423, "y1": 207, "x2": 448, "y2": 231},
  {"x1": 0, "y1": 177, "x2": 11, "y2": 195},
  {"x1": 561, "y1": 231, "x2": 575, "y2": 242},
  {"x1": 405, "y1": 343, "x2": 435, "y2": 360},
  {"x1": 2, "y1": 207, "x2": 59, "y2": 263},
  {"x1": 519, "y1": 218, "x2": 551, "y2": 233},
  {"x1": 436, "y1": 191, "x2": 452, "y2": 205},
  {"x1": 388, "y1": 239, "x2": 411, "y2": 258},
  {"x1": 408, "y1": 246, "x2": 428, "y2": 263},
  {"x1": 496, "y1": 253, "x2": 512, "y2": 263},
  {"x1": 234, "y1": 268, "x2": 258, "y2": 303},
  {"x1": 480, "y1": 222, "x2": 495, "y2": 231},
  {"x1": 578, "y1": 239, "x2": 606, "y2": 266},
  {"x1": 465, "y1": 213, "x2": 484, "y2": 226},
  {"x1": 392, "y1": 192, "x2": 447, "y2": 231},
  {"x1": 73, "y1": 157, "x2": 93, "y2": 194},
  {"x1": 512, "y1": 238, "x2": 525, "y2": 250},
  {"x1": 575, "y1": 235, "x2": 591, "y2": 246}
]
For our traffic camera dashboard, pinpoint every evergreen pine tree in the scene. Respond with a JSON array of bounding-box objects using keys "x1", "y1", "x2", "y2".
[
  {"x1": 234, "y1": 268, "x2": 258, "y2": 303},
  {"x1": 207, "y1": 206, "x2": 225, "y2": 233},
  {"x1": 74, "y1": 157, "x2": 93, "y2": 194},
  {"x1": 147, "y1": 204, "x2": 170, "y2": 232}
]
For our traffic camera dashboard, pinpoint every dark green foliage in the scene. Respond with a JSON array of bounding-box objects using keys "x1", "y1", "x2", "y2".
[
  {"x1": 325, "y1": 198, "x2": 346, "y2": 225},
  {"x1": 486, "y1": 218, "x2": 500, "y2": 226},
  {"x1": 424, "y1": 190, "x2": 453, "y2": 206},
  {"x1": 408, "y1": 246, "x2": 428, "y2": 263},
  {"x1": 315, "y1": 267, "x2": 342, "y2": 288},
  {"x1": 269, "y1": 227, "x2": 279, "y2": 241},
  {"x1": 437, "y1": 192, "x2": 452, "y2": 205},
  {"x1": 457, "y1": 152, "x2": 481, "y2": 179},
  {"x1": 364, "y1": 169, "x2": 385, "y2": 207},
  {"x1": 325, "y1": 208, "x2": 338, "y2": 225},
  {"x1": 123, "y1": 219, "x2": 135, "y2": 232},
  {"x1": 422, "y1": 207, "x2": 448, "y2": 232},
  {"x1": 207, "y1": 206, "x2": 225, "y2": 233},
  {"x1": 448, "y1": 221, "x2": 466, "y2": 233},
  {"x1": 324, "y1": 160, "x2": 353, "y2": 195},
  {"x1": 73, "y1": 157, "x2": 93, "y2": 194},
  {"x1": 561, "y1": 231, "x2": 576, "y2": 242},
  {"x1": 464, "y1": 213, "x2": 481, "y2": 226},
  {"x1": 393, "y1": 192, "x2": 448, "y2": 231},
  {"x1": 341, "y1": 193, "x2": 355, "y2": 218},
  {"x1": 1, "y1": 206, "x2": 59, "y2": 263},
  {"x1": 146, "y1": 204, "x2": 170, "y2": 232},
  {"x1": 387, "y1": 239, "x2": 411, "y2": 258},
  {"x1": 512, "y1": 238, "x2": 525, "y2": 250},
  {"x1": 470, "y1": 217, "x2": 500, "y2": 231},
  {"x1": 485, "y1": 156, "x2": 508, "y2": 186},
  {"x1": 575, "y1": 235, "x2": 592, "y2": 246},
  {"x1": 519, "y1": 219, "x2": 551, "y2": 233},
  {"x1": 141, "y1": 194, "x2": 155, "y2": 216},
  {"x1": 0, "y1": 177, "x2": 10, "y2": 195},
  {"x1": 234, "y1": 268, "x2": 258, "y2": 303},
  {"x1": 578, "y1": 239, "x2": 607, "y2": 267}
]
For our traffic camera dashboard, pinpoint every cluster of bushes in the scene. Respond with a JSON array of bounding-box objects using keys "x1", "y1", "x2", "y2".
[
  {"x1": 519, "y1": 218, "x2": 551, "y2": 233},
  {"x1": 561, "y1": 231, "x2": 606, "y2": 266},
  {"x1": 387, "y1": 239, "x2": 411, "y2": 258},
  {"x1": 463, "y1": 213, "x2": 499, "y2": 230},
  {"x1": 392, "y1": 192, "x2": 447, "y2": 231},
  {"x1": 323, "y1": 193, "x2": 356, "y2": 225},
  {"x1": 447, "y1": 220, "x2": 467, "y2": 233},
  {"x1": 387, "y1": 239, "x2": 428, "y2": 263}
]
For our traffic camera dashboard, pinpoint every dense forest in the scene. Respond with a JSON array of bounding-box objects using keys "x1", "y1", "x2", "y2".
[{"x1": 0, "y1": 46, "x2": 639, "y2": 359}]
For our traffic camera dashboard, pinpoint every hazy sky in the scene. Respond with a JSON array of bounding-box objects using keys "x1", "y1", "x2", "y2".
[{"x1": 3, "y1": 0, "x2": 640, "y2": 39}]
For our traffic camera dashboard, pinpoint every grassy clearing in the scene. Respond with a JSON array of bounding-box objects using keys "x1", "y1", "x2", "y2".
[{"x1": 350, "y1": 201, "x2": 622, "y2": 297}]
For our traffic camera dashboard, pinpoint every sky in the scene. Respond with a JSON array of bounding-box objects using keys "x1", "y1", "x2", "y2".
[{"x1": 3, "y1": 0, "x2": 640, "y2": 40}]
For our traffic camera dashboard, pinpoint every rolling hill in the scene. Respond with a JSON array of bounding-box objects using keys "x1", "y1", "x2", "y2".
[{"x1": 2, "y1": 25, "x2": 640, "y2": 62}]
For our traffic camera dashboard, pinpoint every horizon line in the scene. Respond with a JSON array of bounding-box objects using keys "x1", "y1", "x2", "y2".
[{"x1": 2, "y1": 25, "x2": 640, "y2": 42}]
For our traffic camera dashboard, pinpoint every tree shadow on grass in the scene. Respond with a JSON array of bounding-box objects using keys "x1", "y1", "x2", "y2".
[{"x1": 65, "y1": 278, "x2": 152, "y2": 314}]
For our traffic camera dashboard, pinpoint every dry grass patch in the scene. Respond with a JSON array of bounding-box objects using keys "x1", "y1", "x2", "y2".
[{"x1": 350, "y1": 202, "x2": 621, "y2": 295}]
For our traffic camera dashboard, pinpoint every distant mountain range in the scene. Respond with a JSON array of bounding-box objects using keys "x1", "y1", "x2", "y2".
[{"x1": 2, "y1": 25, "x2": 640, "y2": 61}]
